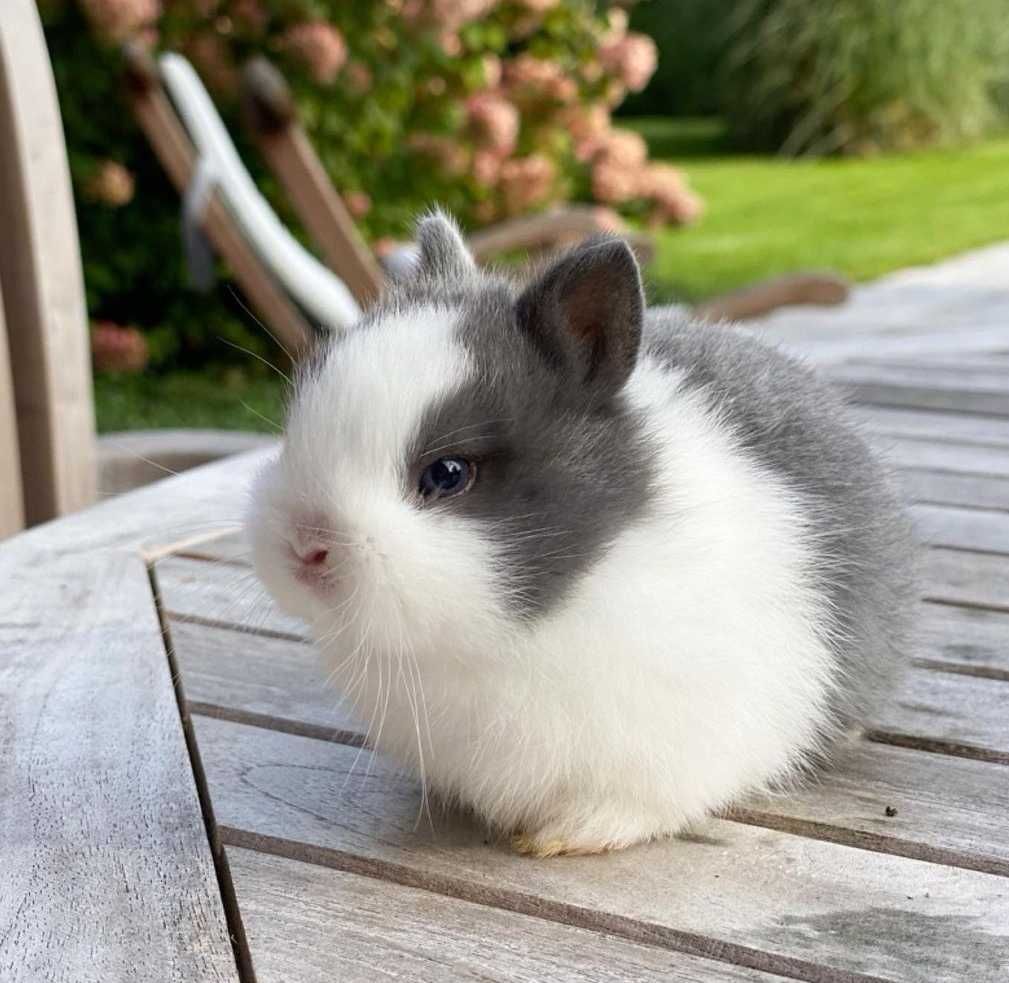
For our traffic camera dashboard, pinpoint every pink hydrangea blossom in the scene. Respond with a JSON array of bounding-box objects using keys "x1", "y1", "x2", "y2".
[
  {"x1": 80, "y1": 0, "x2": 161, "y2": 43},
  {"x1": 281, "y1": 21, "x2": 348, "y2": 85},
  {"x1": 504, "y1": 54, "x2": 578, "y2": 105},
  {"x1": 599, "y1": 32, "x2": 658, "y2": 93},
  {"x1": 427, "y1": 0, "x2": 498, "y2": 31},
  {"x1": 408, "y1": 134, "x2": 470, "y2": 177},
  {"x1": 466, "y1": 92, "x2": 520, "y2": 155},
  {"x1": 86, "y1": 160, "x2": 135, "y2": 207},
  {"x1": 499, "y1": 154, "x2": 555, "y2": 214},
  {"x1": 472, "y1": 149, "x2": 502, "y2": 186},
  {"x1": 344, "y1": 61, "x2": 373, "y2": 95},
  {"x1": 345, "y1": 191, "x2": 372, "y2": 218},
  {"x1": 90, "y1": 322, "x2": 149, "y2": 374},
  {"x1": 641, "y1": 164, "x2": 704, "y2": 224},
  {"x1": 588, "y1": 128, "x2": 648, "y2": 169},
  {"x1": 591, "y1": 160, "x2": 639, "y2": 204}
]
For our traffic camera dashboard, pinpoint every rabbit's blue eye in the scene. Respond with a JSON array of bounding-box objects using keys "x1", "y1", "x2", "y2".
[{"x1": 419, "y1": 457, "x2": 474, "y2": 500}]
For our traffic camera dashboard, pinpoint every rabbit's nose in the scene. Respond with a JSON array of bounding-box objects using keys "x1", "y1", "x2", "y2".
[{"x1": 296, "y1": 546, "x2": 329, "y2": 567}]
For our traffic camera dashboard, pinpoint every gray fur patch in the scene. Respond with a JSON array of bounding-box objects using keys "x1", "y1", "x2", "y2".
[
  {"x1": 410, "y1": 283, "x2": 656, "y2": 619},
  {"x1": 641, "y1": 311, "x2": 917, "y2": 735}
]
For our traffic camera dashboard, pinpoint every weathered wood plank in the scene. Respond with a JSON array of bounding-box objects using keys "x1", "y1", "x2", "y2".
[
  {"x1": 0, "y1": 278, "x2": 25, "y2": 538},
  {"x1": 230, "y1": 847, "x2": 783, "y2": 982},
  {"x1": 169, "y1": 618, "x2": 356, "y2": 739},
  {"x1": 870, "y1": 435, "x2": 1009, "y2": 477},
  {"x1": 897, "y1": 469, "x2": 1009, "y2": 510},
  {"x1": 736, "y1": 739, "x2": 1009, "y2": 875},
  {"x1": 0, "y1": 0, "x2": 96, "y2": 524},
  {"x1": 156, "y1": 555, "x2": 308, "y2": 639},
  {"x1": 909, "y1": 504, "x2": 1009, "y2": 554},
  {"x1": 855, "y1": 405, "x2": 1009, "y2": 448},
  {"x1": 828, "y1": 364, "x2": 1009, "y2": 415},
  {"x1": 922, "y1": 548, "x2": 1009, "y2": 610},
  {"x1": 195, "y1": 716, "x2": 1009, "y2": 982},
  {"x1": 915, "y1": 602, "x2": 1009, "y2": 675},
  {"x1": 5, "y1": 446, "x2": 273, "y2": 560},
  {"x1": 0, "y1": 549, "x2": 238, "y2": 982},
  {"x1": 177, "y1": 530, "x2": 251, "y2": 564},
  {"x1": 870, "y1": 667, "x2": 1009, "y2": 762}
]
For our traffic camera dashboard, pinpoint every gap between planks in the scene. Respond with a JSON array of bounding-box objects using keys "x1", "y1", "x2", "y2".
[
  {"x1": 145, "y1": 566, "x2": 257, "y2": 983},
  {"x1": 218, "y1": 826, "x2": 883, "y2": 983}
]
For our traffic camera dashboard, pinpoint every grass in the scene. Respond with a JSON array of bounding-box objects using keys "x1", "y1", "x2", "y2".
[
  {"x1": 629, "y1": 117, "x2": 1009, "y2": 302},
  {"x1": 94, "y1": 368, "x2": 286, "y2": 434},
  {"x1": 95, "y1": 118, "x2": 1009, "y2": 430}
]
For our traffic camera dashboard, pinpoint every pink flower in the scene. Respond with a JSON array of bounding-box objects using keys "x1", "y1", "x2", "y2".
[
  {"x1": 86, "y1": 160, "x2": 135, "y2": 207},
  {"x1": 472, "y1": 149, "x2": 502, "y2": 186},
  {"x1": 499, "y1": 154, "x2": 555, "y2": 214},
  {"x1": 344, "y1": 61, "x2": 373, "y2": 95},
  {"x1": 466, "y1": 92, "x2": 520, "y2": 155},
  {"x1": 599, "y1": 32, "x2": 658, "y2": 93},
  {"x1": 589, "y1": 128, "x2": 648, "y2": 169},
  {"x1": 90, "y1": 322, "x2": 149, "y2": 373},
  {"x1": 439, "y1": 31, "x2": 463, "y2": 56},
  {"x1": 281, "y1": 21, "x2": 347, "y2": 85},
  {"x1": 345, "y1": 191, "x2": 372, "y2": 218},
  {"x1": 591, "y1": 160, "x2": 639, "y2": 204},
  {"x1": 563, "y1": 103, "x2": 611, "y2": 159},
  {"x1": 80, "y1": 0, "x2": 160, "y2": 43},
  {"x1": 408, "y1": 134, "x2": 470, "y2": 177},
  {"x1": 426, "y1": 0, "x2": 498, "y2": 31},
  {"x1": 640, "y1": 163, "x2": 704, "y2": 225},
  {"x1": 504, "y1": 54, "x2": 578, "y2": 105},
  {"x1": 590, "y1": 205, "x2": 625, "y2": 232}
]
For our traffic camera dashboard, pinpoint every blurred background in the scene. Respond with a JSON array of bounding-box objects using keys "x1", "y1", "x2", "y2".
[{"x1": 39, "y1": 0, "x2": 1009, "y2": 434}]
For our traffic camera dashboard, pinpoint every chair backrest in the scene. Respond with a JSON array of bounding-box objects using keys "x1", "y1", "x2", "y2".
[
  {"x1": 158, "y1": 53, "x2": 362, "y2": 334},
  {"x1": 0, "y1": 0, "x2": 97, "y2": 531}
]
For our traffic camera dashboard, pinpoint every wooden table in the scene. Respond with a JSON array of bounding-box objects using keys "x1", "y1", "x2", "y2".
[{"x1": 3, "y1": 296, "x2": 1009, "y2": 982}]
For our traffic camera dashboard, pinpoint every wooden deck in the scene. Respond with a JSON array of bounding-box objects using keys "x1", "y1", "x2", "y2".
[{"x1": 3, "y1": 245, "x2": 1009, "y2": 981}]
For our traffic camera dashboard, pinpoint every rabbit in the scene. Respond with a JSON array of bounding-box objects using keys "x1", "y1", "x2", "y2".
[{"x1": 248, "y1": 211, "x2": 915, "y2": 857}]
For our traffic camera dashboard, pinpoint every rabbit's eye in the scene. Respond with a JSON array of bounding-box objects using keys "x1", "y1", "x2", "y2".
[{"x1": 419, "y1": 457, "x2": 475, "y2": 501}]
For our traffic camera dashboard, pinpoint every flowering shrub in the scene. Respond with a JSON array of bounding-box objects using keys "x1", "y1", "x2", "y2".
[{"x1": 43, "y1": 0, "x2": 698, "y2": 369}]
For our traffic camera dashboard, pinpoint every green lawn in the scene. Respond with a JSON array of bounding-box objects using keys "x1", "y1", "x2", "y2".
[
  {"x1": 631, "y1": 117, "x2": 1009, "y2": 302},
  {"x1": 95, "y1": 119, "x2": 1009, "y2": 431},
  {"x1": 94, "y1": 369, "x2": 286, "y2": 434}
]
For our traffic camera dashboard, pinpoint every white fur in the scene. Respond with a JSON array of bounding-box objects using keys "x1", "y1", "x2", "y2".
[{"x1": 250, "y1": 311, "x2": 838, "y2": 854}]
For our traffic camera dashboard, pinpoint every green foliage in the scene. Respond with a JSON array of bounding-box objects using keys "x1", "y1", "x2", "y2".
[
  {"x1": 620, "y1": 0, "x2": 735, "y2": 118},
  {"x1": 721, "y1": 0, "x2": 1009, "y2": 156},
  {"x1": 43, "y1": 0, "x2": 684, "y2": 371}
]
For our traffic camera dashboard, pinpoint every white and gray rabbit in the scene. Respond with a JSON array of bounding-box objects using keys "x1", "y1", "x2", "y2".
[{"x1": 249, "y1": 212, "x2": 914, "y2": 856}]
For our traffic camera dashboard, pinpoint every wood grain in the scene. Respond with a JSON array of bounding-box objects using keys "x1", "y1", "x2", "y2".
[
  {"x1": 909, "y1": 504, "x2": 1009, "y2": 554},
  {"x1": 735, "y1": 739, "x2": 1009, "y2": 874},
  {"x1": 0, "y1": 549, "x2": 237, "y2": 982},
  {"x1": 230, "y1": 848, "x2": 783, "y2": 982},
  {"x1": 195, "y1": 716, "x2": 1009, "y2": 982},
  {"x1": 156, "y1": 554, "x2": 308, "y2": 639},
  {"x1": 870, "y1": 666, "x2": 1009, "y2": 761},
  {"x1": 828, "y1": 364, "x2": 1009, "y2": 415},
  {"x1": 854, "y1": 406, "x2": 1009, "y2": 448},
  {"x1": 922, "y1": 548, "x2": 1009, "y2": 610},
  {"x1": 0, "y1": 278, "x2": 25, "y2": 538},
  {"x1": 0, "y1": 0, "x2": 96, "y2": 524},
  {"x1": 914, "y1": 602, "x2": 1009, "y2": 675},
  {"x1": 896, "y1": 469, "x2": 1009, "y2": 510}
]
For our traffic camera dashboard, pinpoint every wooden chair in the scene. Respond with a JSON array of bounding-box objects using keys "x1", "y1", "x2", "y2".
[{"x1": 0, "y1": 0, "x2": 97, "y2": 534}]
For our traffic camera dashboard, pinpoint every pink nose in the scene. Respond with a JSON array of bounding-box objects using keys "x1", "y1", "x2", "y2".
[{"x1": 297, "y1": 546, "x2": 329, "y2": 567}]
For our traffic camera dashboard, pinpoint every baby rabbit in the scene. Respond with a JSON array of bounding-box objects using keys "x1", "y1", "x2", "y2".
[{"x1": 249, "y1": 212, "x2": 914, "y2": 857}]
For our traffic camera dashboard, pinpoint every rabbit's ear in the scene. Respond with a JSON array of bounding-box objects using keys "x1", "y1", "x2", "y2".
[
  {"x1": 515, "y1": 236, "x2": 644, "y2": 406},
  {"x1": 415, "y1": 210, "x2": 477, "y2": 281}
]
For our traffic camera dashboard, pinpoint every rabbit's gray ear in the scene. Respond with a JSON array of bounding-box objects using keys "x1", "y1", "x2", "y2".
[
  {"x1": 415, "y1": 210, "x2": 477, "y2": 280},
  {"x1": 515, "y1": 236, "x2": 644, "y2": 405}
]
